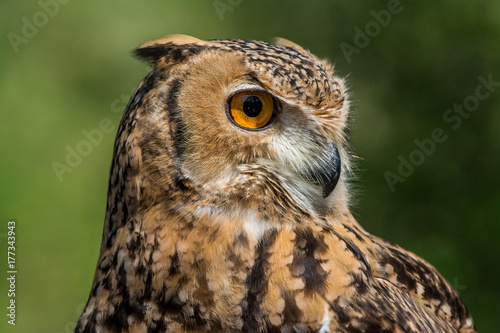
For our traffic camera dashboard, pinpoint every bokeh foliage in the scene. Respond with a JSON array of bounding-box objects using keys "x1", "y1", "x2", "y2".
[{"x1": 0, "y1": 0, "x2": 498, "y2": 332}]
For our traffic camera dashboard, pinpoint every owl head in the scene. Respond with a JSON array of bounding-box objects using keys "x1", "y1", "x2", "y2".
[{"x1": 110, "y1": 34, "x2": 351, "y2": 230}]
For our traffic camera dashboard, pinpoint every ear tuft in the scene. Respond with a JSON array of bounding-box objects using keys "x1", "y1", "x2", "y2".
[
  {"x1": 134, "y1": 34, "x2": 210, "y2": 65},
  {"x1": 138, "y1": 34, "x2": 205, "y2": 49},
  {"x1": 273, "y1": 37, "x2": 310, "y2": 55}
]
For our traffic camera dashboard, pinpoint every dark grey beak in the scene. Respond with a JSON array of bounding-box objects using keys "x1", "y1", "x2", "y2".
[{"x1": 302, "y1": 142, "x2": 341, "y2": 198}]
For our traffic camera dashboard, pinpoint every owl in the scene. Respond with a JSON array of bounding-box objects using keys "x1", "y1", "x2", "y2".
[{"x1": 76, "y1": 35, "x2": 476, "y2": 333}]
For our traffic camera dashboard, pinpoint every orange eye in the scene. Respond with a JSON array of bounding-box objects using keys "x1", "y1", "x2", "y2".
[{"x1": 229, "y1": 91, "x2": 274, "y2": 129}]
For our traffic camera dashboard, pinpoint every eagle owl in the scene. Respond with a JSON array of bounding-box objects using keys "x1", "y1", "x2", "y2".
[{"x1": 76, "y1": 35, "x2": 476, "y2": 333}]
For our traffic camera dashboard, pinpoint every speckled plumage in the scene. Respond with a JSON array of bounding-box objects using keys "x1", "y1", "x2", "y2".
[{"x1": 76, "y1": 35, "x2": 475, "y2": 333}]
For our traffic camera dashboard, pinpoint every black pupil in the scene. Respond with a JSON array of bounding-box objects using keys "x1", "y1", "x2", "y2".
[{"x1": 243, "y1": 96, "x2": 263, "y2": 117}]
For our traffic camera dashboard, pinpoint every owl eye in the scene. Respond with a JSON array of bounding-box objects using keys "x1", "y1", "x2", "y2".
[{"x1": 228, "y1": 91, "x2": 274, "y2": 129}]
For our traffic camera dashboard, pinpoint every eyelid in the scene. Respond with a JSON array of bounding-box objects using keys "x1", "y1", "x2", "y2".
[
  {"x1": 226, "y1": 86, "x2": 279, "y2": 108},
  {"x1": 228, "y1": 83, "x2": 264, "y2": 95}
]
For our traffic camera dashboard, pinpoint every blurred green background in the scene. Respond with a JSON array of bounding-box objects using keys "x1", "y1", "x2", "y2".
[{"x1": 1, "y1": 0, "x2": 499, "y2": 332}]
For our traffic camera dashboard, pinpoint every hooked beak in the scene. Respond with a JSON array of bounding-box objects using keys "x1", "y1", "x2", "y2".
[{"x1": 302, "y1": 142, "x2": 341, "y2": 198}]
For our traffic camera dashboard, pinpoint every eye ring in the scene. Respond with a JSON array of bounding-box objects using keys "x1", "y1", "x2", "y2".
[{"x1": 226, "y1": 90, "x2": 277, "y2": 131}]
